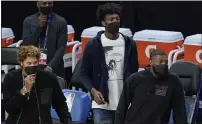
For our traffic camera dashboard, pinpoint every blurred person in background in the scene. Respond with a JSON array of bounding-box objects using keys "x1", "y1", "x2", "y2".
[
  {"x1": 2, "y1": 45, "x2": 71, "y2": 124},
  {"x1": 81, "y1": 3, "x2": 139, "y2": 124},
  {"x1": 22, "y1": 1, "x2": 67, "y2": 78},
  {"x1": 115, "y1": 49, "x2": 188, "y2": 124}
]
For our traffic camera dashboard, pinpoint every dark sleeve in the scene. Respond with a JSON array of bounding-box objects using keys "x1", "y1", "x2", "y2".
[
  {"x1": 81, "y1": 41, "x2": 94, "y2": 91},
  {"x1": 130, "y1": 39, "x2": 139, "y2": 73},
  {"x1": 52, "y1": 75, "x2": 71, "y2": 124},
  {"x1": 22, "y1": 17, "x2": 42, "y2": 45},
  {"x1": 171, "y1": 76, "x2": 188, "y2": 124},
  {"x1": 3, "y1": 73, "x2": 27, "y2": 115},
  {"x1": 48, "y1": 18, "x2": 67, "y2": 69},
  {"x1": 114, "y1": 73, "x2": 137, "y2": 124}
]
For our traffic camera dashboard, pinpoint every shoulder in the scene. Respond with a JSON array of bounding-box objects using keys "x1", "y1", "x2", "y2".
[
  {"x1": 121, "y1": 34, "x2": 137, "y2": 47},
  {"x1": 128, "y1": 70, "x2": 147, "y2": 80},
  {"x1": 23, "y1": 13, "x2": 38, "y2": 23},
  {"x1": 167, "y1": 73, "x2": 184, "y2": 90},
  {"x1": 83, "y1": 39, "x2": 96, "y2": 54},
  {"x1": 125, "y1": 71, "x2": 147, "y2": 86},
  {"x1": 168, "y1": 73, "x2": 180, "y2": 81},
  {"x1": 3, "y1": 69, "x2": 22, "y2": 84},
  {"x1": 129, "y1": 37, "x2": 137, "y2": 48},
  {"x1": 53, "y1": 13, "x2": 67, "y2": 24},
  {"x1": 5, "y1": 69, "x2": 21, "y2": 78},
  {"x1": 37, "y1": 70, "x2": 62, "y2": 88},
  {"x1": 37, "y1": 69, "x2": 58, "y2": 81}
]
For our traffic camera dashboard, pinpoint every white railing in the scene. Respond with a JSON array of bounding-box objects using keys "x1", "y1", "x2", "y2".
[
  {"x1": 71, "y1": 42, "x2": 82, "y2": 91},
  {"x1": 172, "y1": 48, "x2": 184, "y2": 64},
  {"x1": 63, "y1": 41, "x2": 80, "y2": 68}
]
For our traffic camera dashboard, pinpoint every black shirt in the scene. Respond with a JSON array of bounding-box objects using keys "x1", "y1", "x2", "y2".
[
  {"x1": 18, "y1": 86, "x2": 40, "y2": 124},
  {"x1": 114, "y1": 68, "x2": 188, "y2": 124}
]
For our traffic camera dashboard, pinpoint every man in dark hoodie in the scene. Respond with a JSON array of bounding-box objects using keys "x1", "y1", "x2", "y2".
[
  {"x1": 81, "y1": 3, "x2": 139, "y2": 124},
  {"x1": 22, "y1": 1, "x2": 67, "y2": 78},
  {"x1": 115, "y1": 49, "x2": 188, "y2": 124}
]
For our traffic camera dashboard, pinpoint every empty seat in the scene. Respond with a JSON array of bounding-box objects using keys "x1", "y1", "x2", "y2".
[
  {"x1": 2, "y1": 47, "x2": 20, "y2": 74},
  {"x1": 169, "y1": 61, "x2": 201, "y2": 123},
  {"x1": 2, "y1": 47, "x2": 19, "y2": 66}
]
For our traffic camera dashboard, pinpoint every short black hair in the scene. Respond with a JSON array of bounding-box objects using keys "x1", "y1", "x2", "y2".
[
  {"x1": 96, "y1": 2, "x2": 121, "y2": 23},
  {"x1": 150, "y1": 49, "x2": 167, "y2": 60}
]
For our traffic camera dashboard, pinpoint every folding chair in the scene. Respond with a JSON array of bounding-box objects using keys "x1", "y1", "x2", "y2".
[{"x1": 169, "y1": 61, "x2": 201, "y2": 124}]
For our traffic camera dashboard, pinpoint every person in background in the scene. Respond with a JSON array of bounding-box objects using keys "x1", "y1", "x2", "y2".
[
  {"x1": 22, "y1": 1, "x2": 67, "y2": 78},
  {"x1": 115, "y1": 49, "x2": 188, "y2": 124},
  {"x1": 81, "y1": 3, "x2": 139, "y2": 124},
  {"x1": 2, "y1": 45, "x2": 71, "y2": 124}
]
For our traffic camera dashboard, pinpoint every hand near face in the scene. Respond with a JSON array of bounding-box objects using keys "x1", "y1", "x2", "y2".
[{"x1": 24, "y1": 74, "x2": 36, "y2": 92}]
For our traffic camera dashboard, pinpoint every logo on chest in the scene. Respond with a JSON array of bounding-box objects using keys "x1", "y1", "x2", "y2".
[{"x1": 155, "y1": 85, "x2": 168, "y2": 96}]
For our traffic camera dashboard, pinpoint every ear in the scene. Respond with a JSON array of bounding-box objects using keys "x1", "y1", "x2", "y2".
[{"x1": 101, "y1": 21, "x2": 105, "y2": 27}]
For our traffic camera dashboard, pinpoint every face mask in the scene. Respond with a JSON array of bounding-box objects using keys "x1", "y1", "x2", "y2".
[
  {"x1": 106, "y1": 21, "x2": 120, "y2": 34},
  {"x1": 24, "y1": 66, "x2": 38, "y2": 75},
  {"x1": 39, "y1": 6, "x2": 53, "y2": 15},
  {"x1": 153, "y1": 64, "x2": 168, "y2": 77}
]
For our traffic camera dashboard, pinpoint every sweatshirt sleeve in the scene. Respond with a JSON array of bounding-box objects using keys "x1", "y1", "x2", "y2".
[
  {"x1": 171, "y1": 75, "x2": 188, "y2": 124},
  {"x1": 114, "y1": 73, "x2": 139, "y2": 124},
  {"x1": 130, "y1": 39, "x2": 139, "y2": 73},
  {"x1": 81, "y1": 41, "x2": 94, "y2": 91},
  {"x1": 2, "y1": 73, "x2": 27, "y2": 115}
]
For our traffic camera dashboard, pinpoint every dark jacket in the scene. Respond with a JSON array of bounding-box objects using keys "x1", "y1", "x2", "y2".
[
  {"x1": 115, "y1": 68, "x2": 188, "y2": 124},
  {"x1": 3, "y1": 69, "x2": 71, "y2": 124},
  {"x1": 22, "y1": 13, "x2": 67, "y2": 78},
  {"x1": 81, "y1": 31, "x2": 139, "y2": 101}
]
